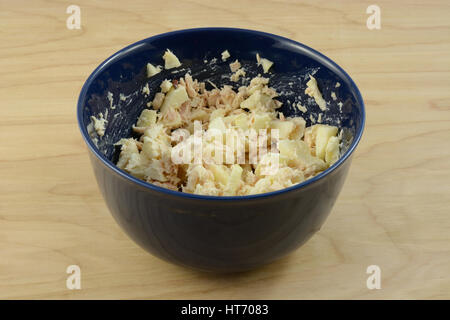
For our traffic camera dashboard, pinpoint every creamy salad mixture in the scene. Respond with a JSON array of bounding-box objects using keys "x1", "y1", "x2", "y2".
[{"x1": 97, "y1": 50, "x2": 341, "y2": 196}]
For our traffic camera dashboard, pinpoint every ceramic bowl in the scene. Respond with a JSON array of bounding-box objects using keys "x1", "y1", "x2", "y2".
[{"x1": 77, "y1": 28, "x2": 365, "y2": 272}]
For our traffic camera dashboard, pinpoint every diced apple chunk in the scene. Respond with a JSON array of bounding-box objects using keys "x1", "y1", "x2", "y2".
[
  {"x1": 270, "y1": 120, "x2": 295, "y2": 139},
  {"x1": 251, "y1": 113, "x2": 272, "y2": 130},
  {"x1": 160, "y1": 86, "x2": 189, "y2": 114},
  {"x1": 224, "y1": 164, "x2": 243, "y2": 195},
  {"x1": 147, "y1": 63, "x2": 161, "y2": 77},
  {"x1": 230, "y1": 68, "x2": 246, "y2": 82},
  {"x1": 229, "y1": 60, "x2": 241, "y2": 72},
  {"x1": 221, "y1": 50, "x2": 230, "y2": 61},
  {"x1": 325, "y1": 136, "x2": 340, "y2": 165},
  {"x1": 209, "y1": 164, "x2": 229, "y2": 186},
  {"x1": 230, "y1": 113, "x2": 247, "y2": 130},
  {"x1": 256, "y1": 53, "x2": 273, "y2": 73},
  {"x1": 289, "y1": 117, "x2": 306, "y2": 140},
  {"x1": 152, "y1": 92, "x2": 165, "y2": 110},
  {"x1": 315, "y1": 124, "x2": 338, "y2": 160},
  {"x1": 208, "y1": 117, "x2": 227, "y2": 133},
  {"x1": 160, "y1": 79, "x2": 173, "y2": 93},
  {"x1": 163, "y1": 49, "x2": 181, "y2": 69},
  {"x1": 255, "y1": 153, "x2": 280, "y2": 177},
  {"x1": 210, "y1": 109, "x2": 226, "y2": 120},
  {"x1": 261, "y1": 59, "x2": 273, "y2": 73},
  {"x1": 136, "y1": 109, "x2": 157, "y2": 127},
  {"x1": 279, "y1": 140, "x2": 326, "y2": 172},
  {"x1": 240, "y1": 90, "x2": 273, "y2": 111},
  {"x1": 278, "y1": 140, "x2": 297, "y2": 161}
]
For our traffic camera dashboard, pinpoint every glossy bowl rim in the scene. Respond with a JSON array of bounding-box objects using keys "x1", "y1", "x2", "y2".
[{"x1": 77, "y1": 27, "x2": 365, "y2": 201}]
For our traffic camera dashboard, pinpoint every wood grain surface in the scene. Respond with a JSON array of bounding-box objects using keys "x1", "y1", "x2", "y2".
[{"x1": 0, "y1": 0, "x2": 449, "y2": 299}]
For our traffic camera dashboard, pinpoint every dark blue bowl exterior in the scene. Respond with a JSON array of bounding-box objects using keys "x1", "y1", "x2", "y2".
[
  {"x1": 90, "y1": 152, "x2": 352, "y2": 272},
  {"x1": 78, "y1": 28, "x2": 365, "y2": 272}
]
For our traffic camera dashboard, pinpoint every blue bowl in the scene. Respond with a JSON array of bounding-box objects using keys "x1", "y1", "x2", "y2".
[{"x1": 77, "y1": 28, "x2": 365, "y2": 272}]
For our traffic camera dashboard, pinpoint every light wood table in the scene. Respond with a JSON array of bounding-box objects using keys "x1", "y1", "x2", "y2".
[{"x1": 1, "y1": 0, "x2": 449, "y2": 299}]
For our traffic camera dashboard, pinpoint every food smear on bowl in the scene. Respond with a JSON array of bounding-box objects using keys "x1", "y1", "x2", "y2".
[
  {"x1": 87, "y1": 113, "x2": 107, "y2": 138},
  {"x1": 115, "y1": 67, "x2": 342, "y2": 196},
  {"x1": 305, "y1": 75, "x2": 327, "y2": 111}
]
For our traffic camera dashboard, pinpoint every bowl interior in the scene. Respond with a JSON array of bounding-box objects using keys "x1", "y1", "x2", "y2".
[{"x1": 79, "y1": 28, "x2": 363, "y2": 174}]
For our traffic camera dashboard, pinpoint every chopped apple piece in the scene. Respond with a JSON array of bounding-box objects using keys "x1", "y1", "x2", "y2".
[
  {"x1": 160, "y1": 79, "x2": 173, "y2": 93},
  {"x1": 260, "y1": 59, "x2": 273, "y2": 73},
  {"x1": 295, "y1": 140, "x2": 327, "y2": 172},
  {"x1": 209, "y1": 164, "x2": 229, "y2": 186},
  {"x1": 152, "y1": 92, "x2": 165, "y2": 110},
  {"x1": 233, "y1": 113, "x2": 249, "y2": 130},
  {"x1": 136, "y1": 109, "x2": 157, "y2": 127},
  {"x1": 270, "y1": 119, "x2": 295, "y2": 139},
  {"x1": 210, "y1": 109, "x2": 226, "y2": 120},
  {"x1": 163, "y1": 49, "x2": 181, "y2": 69},
  {"x1": 142, "y1": 83, "x2": 150, "y2": 95},
  {"x1": 160, "y1": 86, "x2": 189, "y2": 114},
  {"x1": 278, "y1": 140, "x2": 297, "y2": 160},
  {"x1": 224, "y1": 164, "x2": 243, "y2": 195},
  {"x1": 124, "y1": 152, "x2": 148, "y2": 179},
  {"x1": 325, "y1": 136, "x2": 340, "y2": 165},
  {"x1": 255, "y1": 153, "x2": 280, "y2": 177},
  {"x1": 279, "y1": 140, "x2": 326, "y2": 172},
  {"x1": 230, "y1": 68, "x2": 246, "y2": 82},
  {"x1": 251, "y1": 113, "x2": 272, "y2": 130},
  {"x1": 256, "y1": 53, "x2": 273, "y2": 73},
  {"x1": 229, "y1": 60, "x2": 241, "y2": 72},
  {"x1": 147, "y1": 63, "x2": 162, "y2": 77},
  {"x1": 240, "y1": 90, "x2": 273, "y2": 111},
  {"x1": 208, "y1": 117, "x2": 227, "y2": 133},
  {"x1": 289, "y1": 117, "x2": 306, "y2": 140},
  {"x1": 314, "y1": 124, "x2": 338, "y2": 160},
  {"x1": 221, "y1": 50, "x2": 231, "y2": 61}
]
